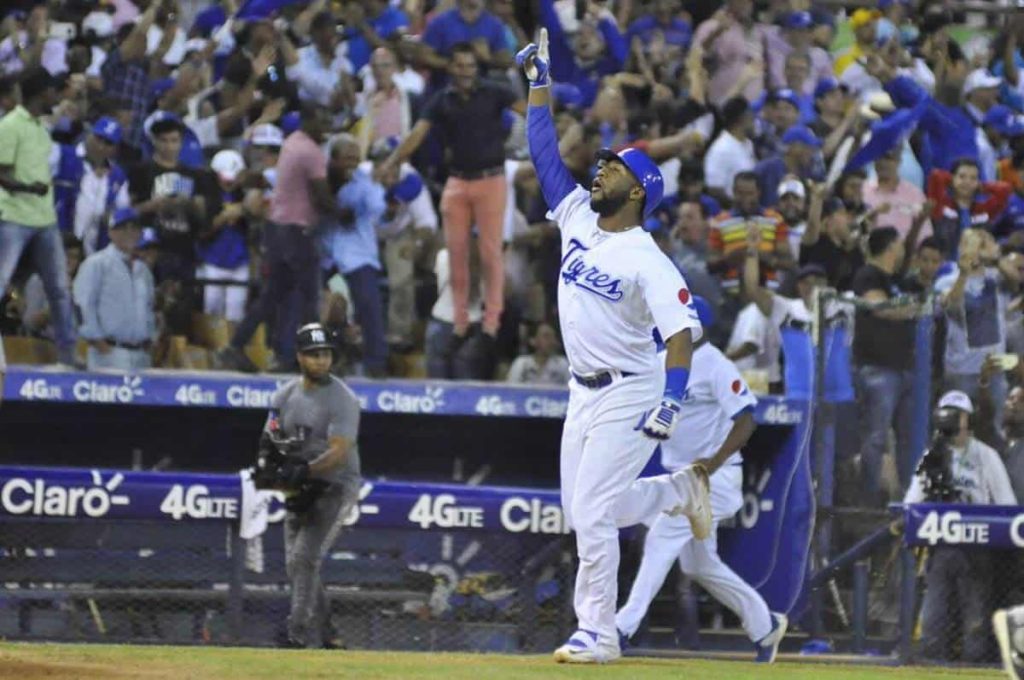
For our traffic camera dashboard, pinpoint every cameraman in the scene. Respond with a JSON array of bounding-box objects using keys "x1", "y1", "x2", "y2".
[
  {"x1": 905, "y1": 390, "x2": 1017, "y2": 662},
  {"x1": 259, "y1": 322, "x2": 361, "y2": 649}
]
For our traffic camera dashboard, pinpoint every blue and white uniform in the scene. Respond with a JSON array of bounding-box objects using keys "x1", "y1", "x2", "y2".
[{"x1": 616, "y1": 343, "x2": 774, "y2": 644}]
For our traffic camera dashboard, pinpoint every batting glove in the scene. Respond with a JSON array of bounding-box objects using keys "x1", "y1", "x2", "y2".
[
  {"x1": 639, "y1": 397, "x2": 682, "y2": 440},
  {"x1": 515, "y1": 28, "x2": 550, "y2": 87}
]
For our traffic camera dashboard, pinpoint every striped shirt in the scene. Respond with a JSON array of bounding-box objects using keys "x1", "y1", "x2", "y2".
[{"x1": 709, "y1": 210, "x2": 788, "y2": 292}]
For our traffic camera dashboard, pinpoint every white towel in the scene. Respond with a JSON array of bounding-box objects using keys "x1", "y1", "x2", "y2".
[{"x1": 238, "y1": 469, "x2": 274, "y2": 540}]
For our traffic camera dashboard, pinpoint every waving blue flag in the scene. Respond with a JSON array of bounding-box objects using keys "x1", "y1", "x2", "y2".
[{"x1": 844, "y1": 99, "x2": 928, "y2": 173}]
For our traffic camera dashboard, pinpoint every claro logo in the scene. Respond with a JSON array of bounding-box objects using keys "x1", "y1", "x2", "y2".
[{"x1": 1, "y1": 471, "x2": 130, "y2": 517}]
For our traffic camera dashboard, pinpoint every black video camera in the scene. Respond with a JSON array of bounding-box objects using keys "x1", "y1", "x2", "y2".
[{"x1": 915, "y1": 406, "x2": 962, "y2": 503}]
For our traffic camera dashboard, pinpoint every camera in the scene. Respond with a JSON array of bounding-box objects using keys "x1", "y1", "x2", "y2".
[{"x1": 915, "y1": 406, "x2": 962, "y2": 502}]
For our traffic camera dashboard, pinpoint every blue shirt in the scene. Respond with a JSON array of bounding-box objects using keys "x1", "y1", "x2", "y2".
[
  {"x1": 197, "y1": 191, "x2": 248, "y2": 269},
  {"x1": 541, "y1": 0, "x2": 626, "y2": 109},
  {"x1": 626, "y1": 15, "x2": 691, "y2": 51},
  {"x1": 423, "y1": 8, "x2": 506, "y2": 89},
  {"x1": 344, "y1": 7, "x2": 409, "y2": 73},
  {"x1": 885, "y1": 75, "x2": 979, "y2": 176},
  {"x1": 322, "y1": 169, "x2": 387, "y2": 274},
  {"x1": 72, "y1": 244, "x2": 156, "y2": 344}
]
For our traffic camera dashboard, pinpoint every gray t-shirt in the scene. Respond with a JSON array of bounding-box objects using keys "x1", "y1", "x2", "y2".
[{"x1": 269, "y1": 376, "x2": 361, "y2": 486}]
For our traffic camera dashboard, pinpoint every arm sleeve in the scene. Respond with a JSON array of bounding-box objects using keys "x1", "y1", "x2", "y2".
[
  {"x1": 703, "y1": 143, "x2": 728, "y2": 192},
  {"x1": 72, "y1": 258, "x2": 103, "y2": 340},
  {"x1": 527, "y1": 104, "x2": 579, "y2": 213},
  {"x1": 639, "y1": 256, "x2": 703, "y2": 344},
  {"x1": 327, "y1": 384, "x2": 361, "y2": 441},
  {"x1": 596, "y1": 17, "x2": 627, "y2": 72},
  {"x1": 710, "y1": 354, "x2": 759, "y2": 418},
  {"x1": 903, "y1": 475, "x2": 925, "y2": 504}
]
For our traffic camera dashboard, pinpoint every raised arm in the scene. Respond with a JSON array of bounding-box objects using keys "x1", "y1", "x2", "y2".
[{"x1": 517, "y1": 31, "x2": 577, "y2": 211}]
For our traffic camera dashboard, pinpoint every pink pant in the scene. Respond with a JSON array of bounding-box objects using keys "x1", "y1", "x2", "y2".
[{"x1": 440, "y1": 173, "x2": 506, "y2": 335}]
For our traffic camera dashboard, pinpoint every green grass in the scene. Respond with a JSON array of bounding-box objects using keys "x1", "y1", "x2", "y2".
[{"x1": 0, "y1": 643, "x2": 1005, "y2": 679}]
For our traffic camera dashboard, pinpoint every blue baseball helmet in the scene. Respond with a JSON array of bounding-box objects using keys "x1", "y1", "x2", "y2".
[
  {"x1": 596, "y1": 147, "x2": 664, "y2": 219},
  {"x1": 692, "y1": 294, "x2": 715, "y2": 330}
]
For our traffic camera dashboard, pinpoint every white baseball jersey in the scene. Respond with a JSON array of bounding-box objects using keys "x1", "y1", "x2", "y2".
[
  {"x1": 660, "y1": 343, "x2": 757, "y2": 470},
  {"x1": 549, "y1": 187, "x2": 702, "y2": 376}
]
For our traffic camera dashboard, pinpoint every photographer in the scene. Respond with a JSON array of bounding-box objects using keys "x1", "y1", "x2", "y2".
[
  {"x1": 255, "y1": 322, "x2": 361, "y2": 649},
  {"x1": 905, "y1": 390, "x2": 1017, "y2": 663}
]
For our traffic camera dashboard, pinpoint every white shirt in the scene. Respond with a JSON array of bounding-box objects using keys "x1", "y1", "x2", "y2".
[
  {"x1": 904, "y1": 436, "x2": 1017, "y2": 505},
  {"x1": 48, "y1": 143, "x2": 131, "y2": 254},
  {"x1": 703, "y1": 131, "x2": 755, "y2": 198},
  {"x1": 976, "y1": 128, "x2": 998, "y2": 182},
  {"x1": 431, "y1": 249, "x2": 482, "y2": 324},
  {"x1": 728, "y1": 302, "x2": 781, "y2": 383},
  {"x1": 660, "y1": 343, "x2": 757, "y2": 470},
  {"x1": 146, "y1": 24, "x2": 187, "y2": 66},
  {"x1": 506, "y1": 354, "x2": 571, "y2": 386},
  {"x1": 549, "y1": 187, "x2": 702, "y2": 376},
  {"x1": 357, "y1": 160, "x2": 438, "y2": 239},
  {"x1": 288, "y1": 44, "x2": 353, "y2": 107}
]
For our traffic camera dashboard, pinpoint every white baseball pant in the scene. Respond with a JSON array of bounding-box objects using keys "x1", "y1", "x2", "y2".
[
  {"x1": 561, "y1": 373, "x2": 701, "y2": 646},
  {"x1": 615, "y1": 463, "x2": 773, "y2": 642}
]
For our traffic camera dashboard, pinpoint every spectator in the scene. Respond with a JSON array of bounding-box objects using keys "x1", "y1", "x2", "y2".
[
  {"x1": 129, "y1": 113, "x2": 216, "y2": 285},
  {"x1": 219, "y1": 104, "x2": 338, "y2": 372},
  {"x1": 626, "y1": 0, "x2": 691, "y2": 54},
  {"x1": 672, "y1": 157, "x2": 720, "y2": 219},
  {"x1": 426, "y1": 246, "x2": 485, "y2": 380},
  {"x1": 21, "y1": 233, "x2": 83, "y2": 341},
  {"x1": 800, "y1": 193, "x2": 864, "y2": 292},
  {"x1": 506, "y1": 321, "x2": 570, "y2": 386},
  {"x1": 419, "y1": 0, "x2": 513, "y2": 85},
  {"x1": 72, "y1": 208, "x2": 156, "y2": 371},
  {"x1": 765, "y1": 10, "x2": 833, "y2": 95},
  {"x1": 323, "y1": 134, "x2": 388, "y2": 377},
  {"x1": 852, "y1": 226, "x2": 920, "y2": 504},
  {"x1": 340, "y1": 0, "x2": 410, "y2": 74},
  {"x1": 703, "y1": 96, "x2": 755, "y2": 202},
  {"x1": 0, "y1": 67, "x2": 77, "y2": 365},
  {"x1": 775, "y1": 177, "x2": 808, "y2": 259},
  {"x1": 197, "y1": 149, "x2": 250, "y2": 325},
  {"x1": 904, "y1": 236, "x2": 945, "y2": 294},
  {"x1": 779, "y1": 53, "x2": 816, "y2": 121},
  {"x1": 692, "y1": 0, "x2": 770, "y2": 107},
  {"x1": 905, "y1": 390, "x2": 1016, "y2": 663},
  {"x1": 978, "y1": 105, "x2": 1024, "y2": 185},
  {"x1": 100, "y1": 2, "x2": 161, "y2": 152},
  {"x1": 51, "y1": 116, "x2": 131, "y2": 255},
  {"x1": 809, "y1": 77, "x2": 859, "y2": 166},
  {"x1": 670, "y1": 200, "x2": 721, "y2": 308},
  {"x1": 709, "y1": 172, "x2": 792, "y2": 294},
  {"x1": 754, "y1": 89, "x2": 802, "y2": 161},
  {"x1": 0, "y1": 4, "x2": 67, "y2": 76},
  {"x1": 287, "y1": 10, "x2": 355, "y2": 114},
  {"x1": 935, "y1": 229, "x2": 1022, "y2": 433},
  {"x1": 366, "y1": 137, "x2": 438, "y2": 353},
  {"x1": 864, "y1": 147, "x2": 933, "y2": 244},
  {"x1": 963, "y1": 69, "x2": 1002, "y2": 127},
  {"x1": 380, "y1": 43, "x2": 525, "y2": 367},
  {"x1": 538, "y1": 0, "x2": 627, "y2": 110},
  {"x1": 754, "y1": 124, "x2": 823, "y2": 207},
  {"x1": 927, "y1": 158, "x2": 1013, "y2": 259},
  {"x1": 834, "y1": 9, "x2": 880, "y2": 77},
  {"x1": 976, "y1": 357, "x2": 1024, "y2": 502},
  {"x1": 359, "y1": 46, "x2": 416, "y2": 155}
]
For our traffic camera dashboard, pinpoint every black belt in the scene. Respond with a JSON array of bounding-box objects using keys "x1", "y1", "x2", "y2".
[
  {"x1": 448, "y1": 166, "x2": 504, "y2": 181},
  {"x1": 105, "y1": 339, "x2": 149, "y2": 350},
  {"x1": 572, "y1": 370, "x2": 635, "y2": 390}
]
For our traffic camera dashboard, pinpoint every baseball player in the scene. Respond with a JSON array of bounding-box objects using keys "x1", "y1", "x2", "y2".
[
  {"x1": 262, "y1": 322, "x2": 362, "y2": 648},
  {"x1": 518, "y1": 32, "x2": 712, "y2": 664},
  {"x1": 995, "y1": 605, "x2": 1024, "y2": 680},
  {"x1": 616, "y1": 296, "x2": 788, "y2": 663}
]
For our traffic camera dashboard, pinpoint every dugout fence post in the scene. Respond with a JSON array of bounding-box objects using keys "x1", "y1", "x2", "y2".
[
  {"x1": 906, "y1": 304, "x2": 934, "y2": 484},
  {"x1": 227, "y1": 523, "x2": 245, "y2": 643}
]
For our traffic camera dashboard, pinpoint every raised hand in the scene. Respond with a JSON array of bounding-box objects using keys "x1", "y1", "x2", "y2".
[{"x1": 515, "y1": 28, "x2": 550, "y2": 87}]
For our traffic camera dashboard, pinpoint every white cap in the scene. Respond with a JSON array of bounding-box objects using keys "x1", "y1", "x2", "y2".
[
  {"x1": 778, "y1": 178, "x2": 806, "y2": 199},
  {"x1": 249, "y1": 123, "x2": 284, "y2": 148},
  {"x1": 82, "y1": 11, "x2": 114, "y2": 38},
  {"x1": 963, "y1": 69, "x2": 1002, "y2": 96},
  {"x1": 938, "y1": 390, "x2": 974, "y2": 414},
  {"x1": 211, "y1": 149, "x2": 246, "y2": 182}
]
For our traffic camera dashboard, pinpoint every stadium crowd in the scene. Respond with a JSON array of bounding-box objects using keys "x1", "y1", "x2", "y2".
[{"x1": 3, "y1": 2, "x2": 1024, "y2": 486}]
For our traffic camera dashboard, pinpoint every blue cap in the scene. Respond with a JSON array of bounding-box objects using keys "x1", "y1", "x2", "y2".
[
  {"x1": 814, "y1": 77, "x2": 841, "y2": 99},
  {"x1": 110, "y1": 207, "x2": 140, "y2": 229},
  {"x1": 983, "y1": 105, "x2": 1024, "y2": 137},
  {"x1": 769, "y1": 88, "x2": 801, "y2": 110},
  {"x1": 91, "y1": 116, "x2": 122, "y2": 145},
  {"x1": 387, "y1": 172, "x2": 425, "y2": 203},
  {"x1": 692, "y1": 295, "x2": 715, "y2": 329},
  {"x1": 782, "y1": 11, "x2": 814, "y2": 30},
  {"x1": 596, "y1": 147, "x2": 665, "y2": 219},
  {"x1": 782, "y1": 124, "x2": 822, "y2": 148},
  {"x1": 149, "y1": 77, "x2": 176, "y2": 100},
  {"x1": 551, "y1": 82, "x2": 584, "y2": 109},
  {"x1": 137, "y1": 227, "x2": 159, "y2": 248},
  {"x1": 280, "y1": 111, "x2": 301, "y2": 136}
]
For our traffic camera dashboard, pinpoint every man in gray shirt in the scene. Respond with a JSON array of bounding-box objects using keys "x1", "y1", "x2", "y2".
[
  {"x1": 266, "y1": 322, "x2": 361, "y2": 648},
  {"x1": 72, "y1": 208, "x2": 156, "y2": 371}
]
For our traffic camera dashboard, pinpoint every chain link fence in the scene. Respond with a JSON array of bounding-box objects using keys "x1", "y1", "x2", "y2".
[{"x1": 0, "y1": 517, "x2": 575, "y2": 650}]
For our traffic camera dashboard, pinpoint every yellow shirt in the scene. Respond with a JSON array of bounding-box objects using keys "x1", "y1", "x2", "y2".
[
  {"x1": 834, "y1": 44, "x2": 866, "y2": 77},
  {"x1": 0, "y1": 105, "x2": 55, "y2": 227}
]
